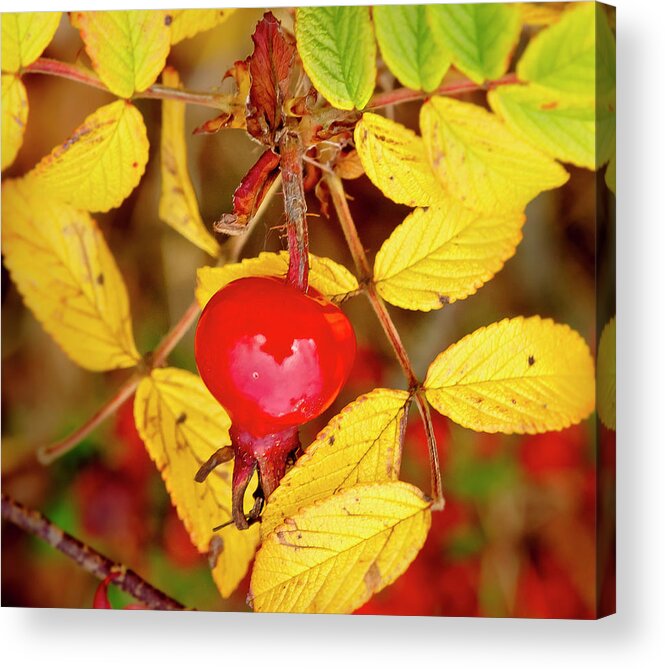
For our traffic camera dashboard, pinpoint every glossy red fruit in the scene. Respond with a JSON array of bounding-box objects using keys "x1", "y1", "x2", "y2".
[{"x1": 195, "y1": 276, "x2": 356, "y2": 528}]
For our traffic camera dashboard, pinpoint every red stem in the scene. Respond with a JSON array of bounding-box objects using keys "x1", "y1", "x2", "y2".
[
  {"x1": 366, "y1": 72, "x2": 520, "y2": 109},
  {"x1": 23, "y1": 57, "x2": 234, "y2": 110},
  {"x1": 280, "y1": 131, "x2": 309, "y2": 291}
]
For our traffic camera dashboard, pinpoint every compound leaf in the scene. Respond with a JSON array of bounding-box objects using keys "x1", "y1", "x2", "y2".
[
  {"x1": 373, "y1": 5, "x2": 450, "y2": 92},
  {"x1": 72, "y1": 10, "x2": 171, "y2": 98},
  {"x1": 354, "y1": 112, "x2": 440, "y2": 207},
  {"x1": 196, "y1": 251, "x2": 359, "y2": 308},
  {"x1": 1, "y1": 11, "x2": 61, "y2": 73},
  {"x1": 295, "y1": 6, "x2": 376, "y2": 110},
  {"x1": 1, "y1": 74, "x2": 28, "y2": 170},
  {"x1": 167, "y1": 8, "x2": 235, "y2": 44},
  {"x1": 488, "y1": 84, "x2": 596, "y2": 170},
  {"x1": 597, "y1": 316, "x2": 616, "y2": 431},
  {"x1": 261, "y1": 388, "x2": 411, "y2": 538},
  {"x1": 420, "y1": 96, "x2": 568, "y2": 214},
  {"x1": 1, "y1": 177, "x2": 140, "y2": 371},
  {"x1": 159, "y1": 67, "x2": 220, "y2": 257},
  {"x1": 374, "y1": 201, "x2": 525, "y2": 311},
  {"x1": 427, "y1": 3, "x2": 521, "y2": 84},
  {"x1": 250, "y1": 481, "x2": 431, "y2": 613},
  {"x1": 29, "y1": 100, "x2": 149, "y2": 213},
  {"x1": 424, "y1": 316, "x2": 595, "y2": 434},
  {"x1": 134, "y1": 367, "x2": 259, "y2": 598}
]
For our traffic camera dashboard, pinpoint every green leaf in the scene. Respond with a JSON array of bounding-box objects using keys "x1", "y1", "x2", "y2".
[
  {"x1": 295, "y1": 6, "x2": 376, "y2": 110},
  {"x1": 373, "y1": 5, "x2": 450, "y2": 92},
  {"x1": 488, "y1": 84, "x2": 596, "y2": 170},
  {"x1": 426, "y1": 3, "x2": 521, "y2": 84},
  {"x1": 605, "y1": 155, "x2": 616, "y2": 194},
  {"x1": 517, "y1": 3, "x2": 599, "y2": 99}
]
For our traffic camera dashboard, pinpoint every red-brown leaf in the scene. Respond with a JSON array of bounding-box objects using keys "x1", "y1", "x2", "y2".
[
  {"x1": 214, "y1": 149, "x2": 281, "y2": 234},
  {"x1": 245, "y1": 12, "x2": 295, "y2": 145}
]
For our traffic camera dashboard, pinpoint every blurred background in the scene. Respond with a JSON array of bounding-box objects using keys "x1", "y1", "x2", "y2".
[{"x1": 2, "y1": 7, "x2": 614, "y2": 616}]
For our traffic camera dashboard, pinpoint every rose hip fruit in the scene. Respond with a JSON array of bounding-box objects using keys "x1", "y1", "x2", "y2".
[{"x1": 195, "y1": 276, "x2": 356, "y2": 528}]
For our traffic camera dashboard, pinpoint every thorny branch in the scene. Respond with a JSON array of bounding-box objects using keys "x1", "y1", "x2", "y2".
[
  {"x1": 325, "y1": 174, "x2": 444, "y2": 510},
  {"x1": 1, "y1": 493, "x2": 187, "y2": 610},
  {"x1": 23, "y1": 58, "x2": 236, "y2": 110}
]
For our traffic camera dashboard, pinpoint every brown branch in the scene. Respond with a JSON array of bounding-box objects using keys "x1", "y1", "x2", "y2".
[
  {"x1": 366, "y1": 72, "x2": 520, "y2": 110},
  {"x1": 280, "y1": 131, "x2": 309, "y2": 291},
  {"x1": 23, "y1": 58, "x2": 234, "y2": 110},
  {"x1": 1, "y1": 493, "x2": 187, "y2": 610},
  {"x1": 326, "y1": 174, "x2": 444, "y2": 508}
]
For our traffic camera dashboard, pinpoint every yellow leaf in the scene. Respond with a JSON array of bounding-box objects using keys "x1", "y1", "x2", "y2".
[
  {"x1": 1, "y1": 12, "x2": 61, "y2": 73},
  {"x1": 196, "y1": 251, "x2": 359, "y2": 308},
  {"x1": 1, "y1": 74, "x2": 28, "y2": 170},
  {"x1": 28, "y1": 100, "x2": 149, "y2": 213},
  {"x1": 424, "y1": 316, "x2": 595, "y2": 433},
  {"x1": 261, "y1": 388, "x2": 411, "y2": 538},
  {"x1": 134, "y1": 368, "x2": 259, "y2": 598},
  {"x1": 420, "y1": 96, "x2": 569, "y2": 215},
  {"x1": 167, "y1": 8, "x2": 235, "y2": 44},
  {"x1": 73, "y1": 10, "x2": 170, "y2": 98},
  {"x1": 159, "y1": 67, "x2": 220, "y2": 257},
  {"x1": 597, "y1": 316, "x2": 616, "y2": 431},
  {"x1": 250, "y1": 481, "x2": 431, "y2": 613},
  {"x1": 374, "y1": 201, "x2": 525, "y2": 311},
  {"x1": 1, "y1": 177, "x2": 140, "y2": 371},
  {"x1": 354, "y1": 112, "x2": 440, "y2": 207}
]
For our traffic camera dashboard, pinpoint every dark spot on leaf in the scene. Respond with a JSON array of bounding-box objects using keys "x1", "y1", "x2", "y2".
[
  {"x1": 528, "y1": 355, "x2": 535, "y2": 366},
  {"x1": 164, "y1": 15, "x2": 172, "y2": 26},
  {"x1": 511, "y1": 398, "x2": 516, "y2": 405},
  {"x1": 96, "y1": 273, "x2": 104, "y2": 285},
  {"x1": 132, "y1": 161, "x2": 138, "y2": 168},
  {"x1": 389, "y1": 175, "x2": 394, "y2": 181},
  {"x1": 439, "y1": 295, "x2": 450, "y2": 305},
  {"x1": 328, "y1": 435, "x2": 335, "y2": 446},
  {"x1": 176, "y1": 412, "x2": 187, "y2": 425},
  {"x1": 540, "y1": 101, "x2": 558, "y2": 110}
]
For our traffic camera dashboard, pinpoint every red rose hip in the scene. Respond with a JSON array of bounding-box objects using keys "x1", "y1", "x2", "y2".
[{"x1": 195, "y1": 276, "x2": 356, "y2": 528}]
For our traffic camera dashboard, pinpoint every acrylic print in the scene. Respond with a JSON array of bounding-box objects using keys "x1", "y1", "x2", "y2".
[{"x1": 1, "y1": 3, "x2": 616, "y2": 618}]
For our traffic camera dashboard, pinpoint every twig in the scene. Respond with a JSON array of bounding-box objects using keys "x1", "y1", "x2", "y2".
[
  {"x1": 1, "y1": 493, "x2": 187, "y2": 610},
  {"x1": 326, "y1": 174, "x2": 444, "y2": 508},
  {"x1": 23, "y1": 58, "x2": 235, "y2": 110},
  {"x1": 280, "y1": 131, "x2": 309, "y2": 291},
  {"x1": 38, "y1": 374, "x2": 141, "y2": 464},
  {"x1": 366, "y1": 72, "x2": 520, "y2": 110}
]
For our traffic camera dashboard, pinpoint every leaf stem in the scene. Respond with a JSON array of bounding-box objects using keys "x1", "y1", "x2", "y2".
[
  {"x1": 23, "y1": 58, "x2": 234, "y2": 110},
  {"x1": 37, "y1": 373, "x2": 141, "y2": 464},
  {"x1": 366, "y1": 72, "x2": 519, "y2": 110},
  {"x1": 280, "y1": 131, "x2": 309, "y2": 291},
  {"x1": 1, "y1": 493, "x2": 188, "y2": 610},
  {"x1": 326, "y1": 174, "x2": 444, "y2": 508}
]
